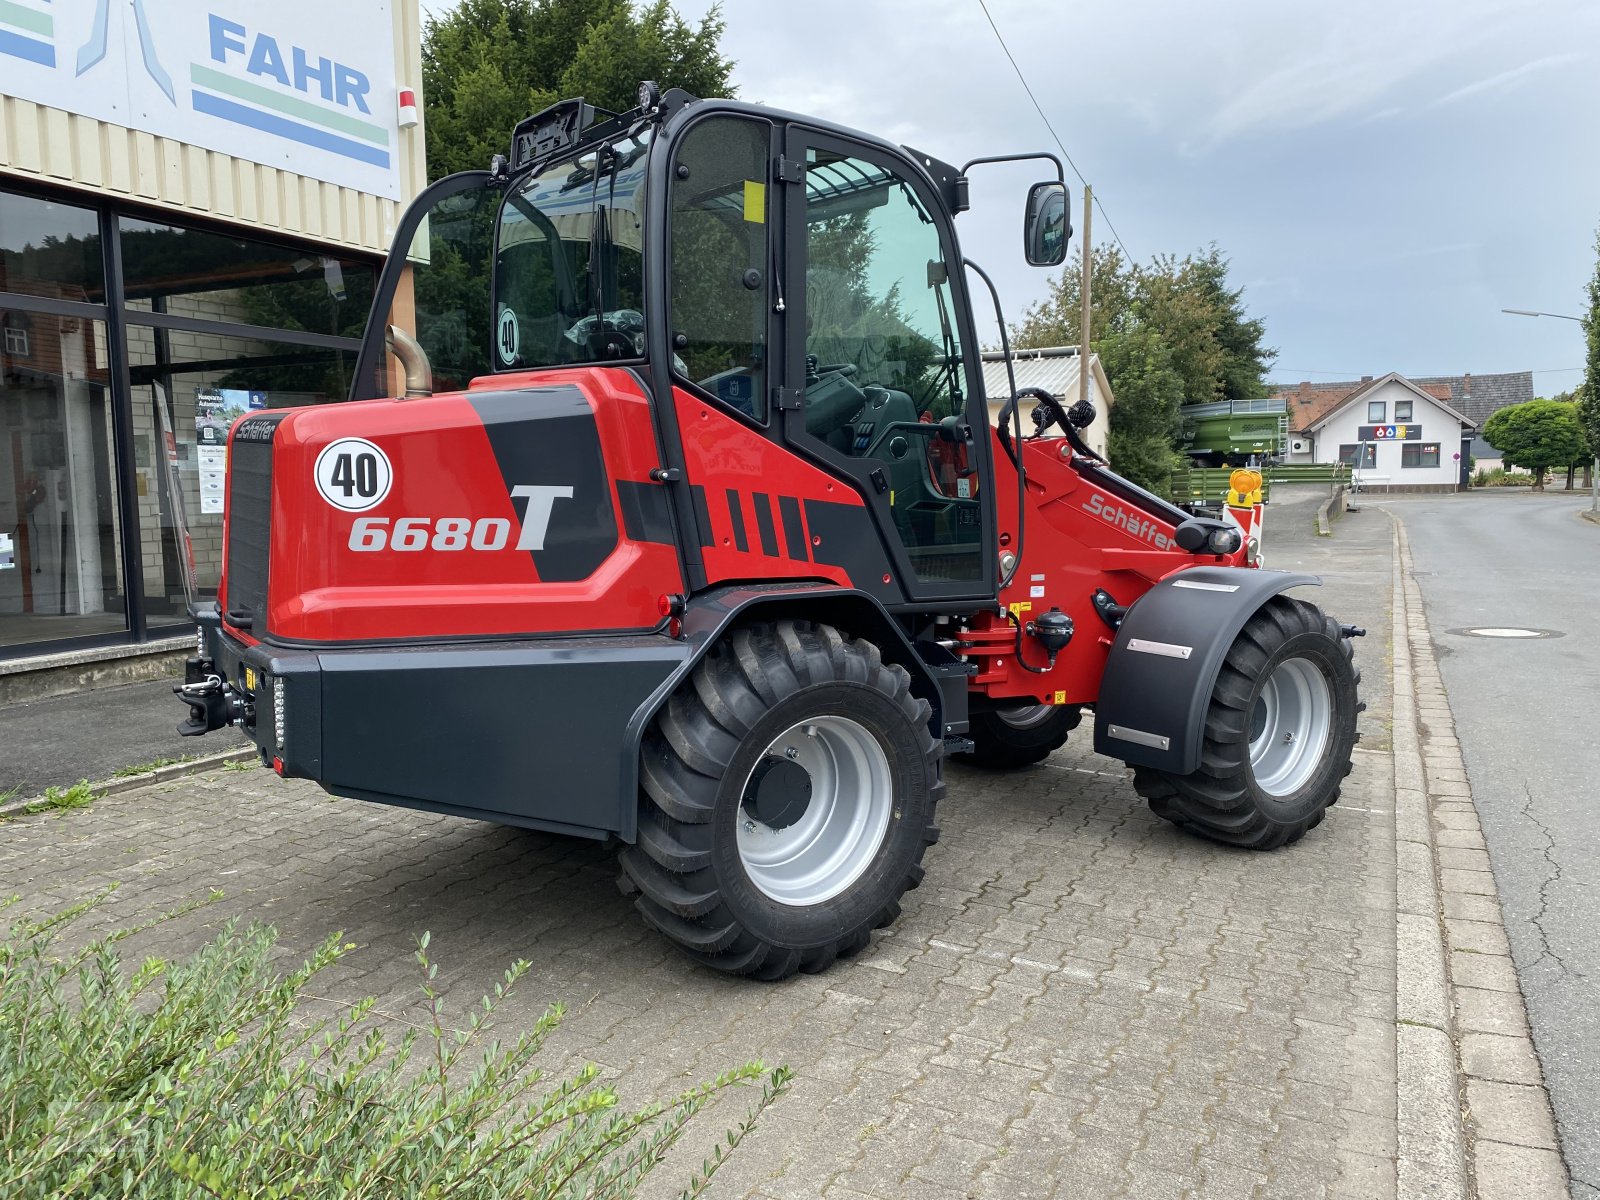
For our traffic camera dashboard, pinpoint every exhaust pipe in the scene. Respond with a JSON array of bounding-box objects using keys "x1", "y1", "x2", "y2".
[{"x1": 385, "y1": 324, "x2": 433, "y2": 398}]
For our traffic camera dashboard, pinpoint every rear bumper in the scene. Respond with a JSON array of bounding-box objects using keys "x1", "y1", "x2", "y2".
[{"x1": 187, "y1": 603, "x2": 689, "y2": 838}]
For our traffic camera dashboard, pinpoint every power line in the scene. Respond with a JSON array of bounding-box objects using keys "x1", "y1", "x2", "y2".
[{"x1": 975, "y1": 0, "x2": 1135, "y2": 263}]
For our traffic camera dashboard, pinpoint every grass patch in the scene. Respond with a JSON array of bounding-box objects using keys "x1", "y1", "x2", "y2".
[
  {"x1": 112, "y1": 753, "x2": 200, "y2": 778},
  {"x1": 221, "y1": 758, "x2": 255, "y2": 773},
  {"x1": 0, "y1": 785, "x2": 19, "y2": 807},
  {"x1": 0, "y1": 890, "x2": 789, "y2": 1198},
  {"x1": 22, "y1": 780, "x2": 99, "y2": 815}
]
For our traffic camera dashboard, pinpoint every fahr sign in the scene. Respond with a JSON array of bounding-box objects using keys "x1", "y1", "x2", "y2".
[
  {"x1": 1358, "y1": 424, "x2": 1421, "y2": 441},
  {"x1": 0, "y1": 1, "x2": 402, "y2": 198}
]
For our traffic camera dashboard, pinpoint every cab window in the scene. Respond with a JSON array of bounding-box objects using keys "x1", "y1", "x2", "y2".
[{"x1": 668, "y1": 116, "x2": 771, "y2": 418}]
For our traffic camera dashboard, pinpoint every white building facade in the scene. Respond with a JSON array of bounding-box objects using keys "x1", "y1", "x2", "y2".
[
  {"x1": 1, "y1": 0, "x2": 426, "y2": 661},
  {"x1": 1303, "y1": 374, "x2": 1474, "y2": 493}
]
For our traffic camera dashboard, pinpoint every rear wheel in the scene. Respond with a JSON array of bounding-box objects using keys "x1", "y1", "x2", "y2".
[
  {"x1": 1134, "y1": 596, "x2": 1360, "y2": 849},
  {"x1": 619, "y1": 620, "x2": 941, "y2": 979},
  {"x1": 961, "y1": 704, "x2": 1081, "y2": 768}
]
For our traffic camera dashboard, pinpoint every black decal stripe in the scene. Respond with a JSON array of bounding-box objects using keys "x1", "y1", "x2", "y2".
[
  {"x1": 752, "y1": 492, "x2": 779, "y2": 557},
  {"x1": 468, "y1": 388, "x2": 616, "y2": 582},
  {"x1": 803, "y1": 498, "x2": 902, "y2": 600},
  {"x1": 615, "y1": 480, "x2": 675, "y2": 545},
  {"x1": 691, "y1": 485, "x2": 715, "y2": 547},
  {"x1": 725, "y1": 488, "x2": 749, "y2": 552},
  {"x1": 778, "y1": 495, "x2": 808, "y2": 561}
]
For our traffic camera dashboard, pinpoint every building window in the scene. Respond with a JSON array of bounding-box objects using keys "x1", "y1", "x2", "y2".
[
  {"x1": 1395, "y1": 400, "x2": 1413, "y2": 421},
  {"x1": 1367, "y1": 401, "x2": 1385, "y2": 422},
  {"x1": 1339, "y1": 444, "x2": 1377, "y2": 470},
  {"x1": 3, "y1": 325, "x2": 27, "y2": 356},
  {"x1": 1402, "y1": 442, "x2": 1440, "y2": 469}
]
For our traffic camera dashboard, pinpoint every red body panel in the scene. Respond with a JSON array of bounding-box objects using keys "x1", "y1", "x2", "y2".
[
  {"x1": 221, "y1": 368, "x2": 681, "y2": 643},
  {"x1": 675, "y1": 391, "x2": 862, "y2": 588},
  {"x1": 976, "y1": 429, "x2": 1256, "y2": 706}
]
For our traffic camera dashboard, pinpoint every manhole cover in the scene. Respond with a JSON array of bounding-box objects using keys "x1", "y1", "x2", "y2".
[{"x1": 1449, "y1": 627, "x2": 1564, "y2": 640}]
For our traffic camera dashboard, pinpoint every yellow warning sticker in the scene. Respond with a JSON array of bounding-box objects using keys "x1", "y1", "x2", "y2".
[
  {"x1": 743, "y1": 180, "x2": 766, "y2": 223},
  {"x1": 1008, "y1": 601, "x2": 1033, "y2": 616},
  {"x1": 1053, "y1": 690, "x2": 1067, "y2": 704}
]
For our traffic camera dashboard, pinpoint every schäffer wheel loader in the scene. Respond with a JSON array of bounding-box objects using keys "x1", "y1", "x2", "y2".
[{"x1": 178, "y1": 84, "x2": 1364, "y2": 979}]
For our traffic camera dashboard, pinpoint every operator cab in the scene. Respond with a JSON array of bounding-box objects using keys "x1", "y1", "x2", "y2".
[{"x1": 352, "y1": 88, "x2": 1069, "y2": 605}]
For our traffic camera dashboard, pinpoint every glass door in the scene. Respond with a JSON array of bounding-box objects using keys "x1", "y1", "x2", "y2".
[{"x1": 782, "y1": 129, "x2": 994, "y2": 601}]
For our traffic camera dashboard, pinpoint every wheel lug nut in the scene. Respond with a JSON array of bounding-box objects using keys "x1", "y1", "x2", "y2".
[{"x1": 785, "y1": 746, "x2": 798, "y2": 759}]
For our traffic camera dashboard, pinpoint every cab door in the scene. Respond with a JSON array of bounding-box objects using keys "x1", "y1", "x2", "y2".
[{"x1": 779, "y1": 128, "x2": 996, "y2": 603}]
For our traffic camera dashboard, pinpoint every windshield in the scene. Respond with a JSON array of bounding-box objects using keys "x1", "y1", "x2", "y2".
[{"x1": 493, "y1": 129, "x2": 651, "y2": 370}]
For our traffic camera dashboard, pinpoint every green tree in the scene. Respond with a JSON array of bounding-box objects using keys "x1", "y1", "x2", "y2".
[
  {"x1": 1482, "y1": 398, "x2": 1587, "y2": 492},
  {"x1": 422, "y1": 0, "x2": 734, "y2": 181},
  {"x1": 1096, "y1": 325, "x2": 1186, "y2": 495},
  {"x1": 1011, "y1": 244, "x2": 1138, "y2": 347},
  {"x1": 1578, "y1": 222, "x2": 1600, "y2": 507},
  {"x1": 1011, "y1": 241, "x2": 1271, "y2": 484}
]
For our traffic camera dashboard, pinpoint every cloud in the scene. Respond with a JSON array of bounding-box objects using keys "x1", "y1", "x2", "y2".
[{"x1": 1425, "y1": 52, "x2": 1584, "y2": 109}]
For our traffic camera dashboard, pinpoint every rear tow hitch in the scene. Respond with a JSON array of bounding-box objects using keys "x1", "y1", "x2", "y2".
[{"x1": 175, "y1": 658, "x2": 253, "y2": 736}]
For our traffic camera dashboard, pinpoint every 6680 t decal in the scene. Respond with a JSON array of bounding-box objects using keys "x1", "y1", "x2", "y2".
[{"x1": 345, "y1": 485, "x2": 576, "y2": 553}]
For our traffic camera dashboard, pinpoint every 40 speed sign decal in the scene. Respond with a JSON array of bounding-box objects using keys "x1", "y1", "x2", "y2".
[{"x1": 315, "y1": 438, "x2": 393, "y2": 512}]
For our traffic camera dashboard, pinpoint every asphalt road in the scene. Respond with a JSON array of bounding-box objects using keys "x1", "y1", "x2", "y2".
[
  {"x1": 1376, "y1": 489, "x2": 1600, "y2": 1196},
  {"x1": 0, "y1": 678, "x2": 248, "y2": 799}
]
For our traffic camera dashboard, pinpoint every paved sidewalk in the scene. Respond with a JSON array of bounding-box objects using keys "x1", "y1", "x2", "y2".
[{"x1": 1, "y1": 497, "x2": 1402, "y2": 1198}]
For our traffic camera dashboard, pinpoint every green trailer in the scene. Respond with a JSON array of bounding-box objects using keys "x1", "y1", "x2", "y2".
[{"x1": 1180, "y1": 397, "x2": 1289, "y2": 467}]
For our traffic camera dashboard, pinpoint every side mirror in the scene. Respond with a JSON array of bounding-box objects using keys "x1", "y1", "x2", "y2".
[{"x1": 1024, "y1": 181, "x2": 1071, "y2": 266}]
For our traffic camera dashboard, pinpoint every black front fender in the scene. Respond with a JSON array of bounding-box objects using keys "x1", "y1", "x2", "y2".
[{"x1": 1092, "y1": 567, "x2": 1320, "y2": 775}]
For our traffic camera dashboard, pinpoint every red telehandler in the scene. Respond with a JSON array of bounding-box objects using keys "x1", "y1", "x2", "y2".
[{"x1": 178, "y1": 85, "x2": 1362, "y2": 978}]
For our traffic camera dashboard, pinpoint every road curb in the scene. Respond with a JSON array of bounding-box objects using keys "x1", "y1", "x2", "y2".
[
  {"x1": 1389, "y1": 514, "x2": 1569, "y2": 1199},
  {"x1": 0, "y1": 747, "x2": 255, "y2": 820}
]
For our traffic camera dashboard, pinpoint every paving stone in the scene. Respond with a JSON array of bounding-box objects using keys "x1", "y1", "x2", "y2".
[
  {"x1": 1445, "y1": 918, "x2": 1511, "y2": 958},
  {"x1": 1460, "y1": 1032, "x2": 1543, "y2": 1086},
  {"x1": 1465, "y1": 1079, "x2": 1559, "y2": 1150},
  {"x1": 0, "y1": 503, "x2": 1402, "y2": 1200},
  {"x1": 1454, "y1": 986, "x2": 1532, "y2": 1039},
  {"x1": 1449, "y1": 951, "x2": 1521, "y2": 994},
  {"x1": 1473, "y1": 1140, "x2": 1569, "y2": 1199}
]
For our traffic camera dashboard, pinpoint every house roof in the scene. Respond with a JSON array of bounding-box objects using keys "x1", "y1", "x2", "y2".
[
  {"x1": 1297, "y1": 372, "x2": 1475, "y2": 433},
  {"x1": 1275, "y1": 370, "x2": 1530, "y2": 432},
  {"x1": 1276, "y1": 372, "x2": 1484, "y2": 433},
  {"x1": 980, "y1": 345, "x2": 1114, "y2": 409}
]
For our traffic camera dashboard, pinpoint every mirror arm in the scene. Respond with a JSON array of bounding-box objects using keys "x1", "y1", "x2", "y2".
[{"x1": 958, "y1": 151, "x2": 1066, "y2": 183}]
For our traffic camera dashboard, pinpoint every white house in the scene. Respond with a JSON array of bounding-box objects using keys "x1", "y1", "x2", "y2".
[
  {"x1": 980, "y1": 346, "x2": 1114, "y2": 460},
  {"x1": 1298, "y1": 374, "x2": 1475, "y2": 492}
]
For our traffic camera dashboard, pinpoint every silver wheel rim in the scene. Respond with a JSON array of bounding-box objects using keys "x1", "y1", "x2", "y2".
[
  {"x1": 1248, "y1": 656, "x2": 1333, "y2": 797},
  {"x1": 995, "y1": 703, "x2": 1056, "y2": 730},
  {"x1": 737, "y1": 715, "x2": 893, "y2": 907}
]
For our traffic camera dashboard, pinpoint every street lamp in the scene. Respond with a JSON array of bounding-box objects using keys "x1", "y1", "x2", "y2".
[
  {"x1": 1501, "y1": 308, "x2": 1585, "y2": 322},
  {"x1": 1502, "y1": 308, "x2": 1595, "y2": 510}
]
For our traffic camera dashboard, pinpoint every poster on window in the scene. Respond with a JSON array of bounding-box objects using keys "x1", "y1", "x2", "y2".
[
  {"x1": 194, "y1": 388, "x2": 260, "y2": 514},
  {"x1": 0, "y1": 1, "x2": 403, "y2": 198}
]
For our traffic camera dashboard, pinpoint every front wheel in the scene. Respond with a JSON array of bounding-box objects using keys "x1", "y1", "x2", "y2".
[
  {"x1": 960, "y1": 703, "x2": 1081, "y2": 768},
  {"x1": 1134, "y1": 596, "x2": 1360, "y2": 849},
  {"x1": 619, "y1": 620, "x2": 942, "y2": 979}
]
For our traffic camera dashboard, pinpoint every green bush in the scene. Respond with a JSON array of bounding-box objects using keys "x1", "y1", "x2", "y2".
[
  {"x1": 0, "y1": 891, "x2": 788, "y2": 1199},
  {"x1": 1472, "y1": 467, "x2": 1539, "y2": 488}
]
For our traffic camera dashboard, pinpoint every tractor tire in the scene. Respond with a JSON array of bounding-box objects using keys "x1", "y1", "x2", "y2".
[
  {"x1": 618, "y1": 620, "x2": 942, "y2": 980},
  {"x1": 1133, "y1": 595, "x2": 1361, "y2": 850},
  {"x1": 961, "y1": 704, "x2": 1081, "y2": 769}
]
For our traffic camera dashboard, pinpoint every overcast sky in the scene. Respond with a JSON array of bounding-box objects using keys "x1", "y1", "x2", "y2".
[{"x1": 423, "y1": 0, "x2": 1599, "y2": 396}]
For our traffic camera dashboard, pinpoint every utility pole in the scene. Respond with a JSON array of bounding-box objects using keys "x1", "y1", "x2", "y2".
[{"x1": 1080, "y1": 184, "x2": 1092, "y2": 415}]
